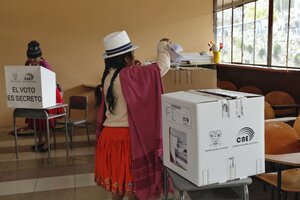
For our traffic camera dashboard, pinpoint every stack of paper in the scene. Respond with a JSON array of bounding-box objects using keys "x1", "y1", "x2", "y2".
[
  {"x1": 180, "y1": 52, "x2": 213, "y2": 64},
  {"x1": 166, "y1": 43, "x2": 184, "y2": 63}
]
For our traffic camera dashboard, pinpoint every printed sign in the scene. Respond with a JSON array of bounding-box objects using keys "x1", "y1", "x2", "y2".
[
  {"x1": 5, "y1": 66, "x2": 56, "y2": 108},
  {"x1": 165, "y1": 103, "x2": 191, "y2": 128}
]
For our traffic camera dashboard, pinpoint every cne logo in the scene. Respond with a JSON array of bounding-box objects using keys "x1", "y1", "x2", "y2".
[
  {"x1": 24, "y1": 73, "x2": 34, "y2": 81},
  {"x1": 236, "y1": 127, "x2": 254, "y2": 143},
  {"x1": 13, "y1": 73, "x2": 18, "y2": 80}
]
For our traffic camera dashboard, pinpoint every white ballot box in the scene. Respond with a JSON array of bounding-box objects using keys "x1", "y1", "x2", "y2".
[
  {"x1": 5, "y1": 65, "x2": 56, "y2": 108},
  {"x1": 162, "y1": 89, "x2": 265, "y2": 186}
]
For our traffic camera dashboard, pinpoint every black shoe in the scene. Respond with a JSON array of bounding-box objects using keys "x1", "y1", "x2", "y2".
[
  {"x1": 38, "y1": 146, "x2": 48, "y2": 153},
  {"x1": 30, "y1": 144, "x2": 44, "y2": 151}
]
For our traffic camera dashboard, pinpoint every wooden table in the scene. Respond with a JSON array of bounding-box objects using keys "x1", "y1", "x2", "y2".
[
  {"x1": 264, "y1": 116, "x2": 297, "y2": 123},
  {"x1": 13, "y1": 103, "x2": 69, "y2": 162},
  {"x1": 266, "y1": 153, "x2": 300, "y2": 167},
  {"x1": 82, "y1": 83, "x2": 97, "y2": 88},
  {"x1": 265, "y1": 153, "x2": 300, "y2": 200}
]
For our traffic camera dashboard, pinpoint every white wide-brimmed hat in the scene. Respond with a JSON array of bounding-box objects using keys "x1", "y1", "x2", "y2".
[{"x1": 102, "y1": 31, "x2": 139, "y2": 58}]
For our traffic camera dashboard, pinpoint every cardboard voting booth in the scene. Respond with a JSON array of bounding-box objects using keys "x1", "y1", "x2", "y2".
[
  {"x1": 4, "y1": 66, "x2": 56, "y2": 108},
  {"x1": 162, "y1": 68, "x2": 217, "y2": 93},
  {"x1": 162, "y1": 89, "x2": 265, "y2": 186}
]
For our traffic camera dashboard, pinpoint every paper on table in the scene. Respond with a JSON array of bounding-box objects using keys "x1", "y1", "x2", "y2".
[
  {"x1": 180, "y1": 52, "x2": 212, "y2": 62},
  {"x1": 166, "y1": 43, "x2": 184, "y2": 63},
  {"x1": 166, "y1": 43, "x2": 213, "y2": 64},
  {"x1": 168, "y1": 43, "x2": 183, "y2": 52}
]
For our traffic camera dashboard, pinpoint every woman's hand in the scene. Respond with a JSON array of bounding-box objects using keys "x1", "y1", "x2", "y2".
[
  {"x1": 134, "y1": 59, "x2": 141, "y2": 66},
  {"x1": 157, "y1": 38, "x2": 171, "y2": 53},
  {"x1": 160, "y1": 38, "x2": 170, "y2": 42}
]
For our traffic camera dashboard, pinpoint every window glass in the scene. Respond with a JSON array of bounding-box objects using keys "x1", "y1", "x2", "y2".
[
  {"x1": 216, "y1": 11, "x2": 223, "y2": 49},
  {"x1": 232, "y1": 6, "x2": 243, "y2": 63},
  {"x1": 243, "y1": 2, "x2": 255, "y2": 64},
  {"x1": 255, "y1": 0, "x2": 269, "y2": 65},
  {"x1": 223, "y1": 8, "x2": 233, "y2": 62},
  {"x1": 288, "y1": 0, "x2": 300, "y2": 67},
  {"x1": 214, "y1": 0, "x2": 300, "y2": 68},
  {"x1": 272, "y1": 0, "x2": 289, "y2": 66}
]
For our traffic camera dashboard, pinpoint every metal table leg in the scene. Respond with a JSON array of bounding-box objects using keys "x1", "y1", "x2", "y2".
[
  {"x1": 179, "y1": 190, "x2": 184, "y2": 200},
  {"x1": 277, "y1": 170, "x2": 282, "y2": 200},
  {"x1": 164, "y1": 167, "x2": 168, "y2": 200},
  {"x1": 34, "y1": 119, "x2": 37, "y2": 151},
  {"x1": 243, "y1": 185, "x2": 249, "y2": 200},
  {"x1": 13, "y1": 116, "x2": 18, "y2": 159},
  {"x1": 46, "y1": 114, "x2": 51, "y2": 162},
  {"x1": 64, "y1": 111, "x2": 69, "y2": 156}
]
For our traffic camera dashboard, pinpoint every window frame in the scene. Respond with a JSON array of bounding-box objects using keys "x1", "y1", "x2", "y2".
[{"x1": 214, "y1": 0, "x2": 299, "y2": 69}]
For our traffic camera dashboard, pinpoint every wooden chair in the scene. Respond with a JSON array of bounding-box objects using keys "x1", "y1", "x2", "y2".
[
  {"x1": 53, "y1": 96, "x2": 90, "y2": 149},
  {"x1": 258, "y1": 169, "x2": 300, "y2": 199},
  {"x1": 265, "y1": 91, "x2": 298, "y2": 117},
  {"x1": 263, "y1": 121, "x2": 299, "y2": 154},
  {"x1": 293, "y1": 115, "x2": 300, "y2": 138},
  {"x1": 264, "y1": 102, "x2": 297, "y2": 125},
  {"x1": 265, "y1": 102, "x2": 275, "y2": 120},
  {"x1": 217, "y1": 80, "x2": 237, "y2": 91},
  {"x1": 239, "y1": 85, "x2": 263, "y2": 95},
  {"x1": 256, "y1": 121, "x2": 300, "y2": 200}
]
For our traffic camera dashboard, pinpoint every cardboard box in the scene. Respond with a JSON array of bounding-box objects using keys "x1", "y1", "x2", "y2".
[
  {"x1": 162, "y1": 67, "x2": 217, "y2": 93},
  {"x1": 162, "y1": 89, "x2": 265, "y2": 186},
  {"x1": 5, "y1": 66, "x2": 56, "y2": 108}
]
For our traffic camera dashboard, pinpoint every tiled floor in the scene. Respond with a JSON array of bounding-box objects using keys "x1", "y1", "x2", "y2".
[
  {"x1": 0, "y1": 126, "x2": 297, "y2": 200},
  {"x1": 0, "y1": 125, "x2": 112, "y2": 200}
]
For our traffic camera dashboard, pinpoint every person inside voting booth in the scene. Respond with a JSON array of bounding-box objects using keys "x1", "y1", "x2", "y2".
[
  {"x1": 94, "y1": 31, "x2": 170, "y2": 200},
  {"x1": 25, "y1": 40, "x2": 64, "y2": 152}
]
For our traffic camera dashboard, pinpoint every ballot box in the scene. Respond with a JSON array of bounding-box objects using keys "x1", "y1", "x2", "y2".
[{"x1": 162, "y1": 89, "x2": 265, "y2": 186}]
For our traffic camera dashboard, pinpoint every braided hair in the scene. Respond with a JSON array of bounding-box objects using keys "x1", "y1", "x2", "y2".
[{"x1": 95, "y1": 51, "x2": 133, "y2": 114}]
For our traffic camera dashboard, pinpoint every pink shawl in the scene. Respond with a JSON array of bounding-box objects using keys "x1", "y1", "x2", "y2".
[
  {"x1": 25, "y1": 58, "x2": 53, "y2": 71},
  {"x1": 120, "y1": 63, "x2": 164, "y2": 200}
]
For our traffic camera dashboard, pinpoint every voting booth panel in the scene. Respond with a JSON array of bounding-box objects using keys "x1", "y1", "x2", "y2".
[
  {"x1": 162, "y1": 89, "x2": 265, "y2": 186},
  {"x1": 162, "y1": 68, "x2": 217, "y2": 93},
  {"x1": 5, "y1": 66, "x2": 56, "y2": 108}
]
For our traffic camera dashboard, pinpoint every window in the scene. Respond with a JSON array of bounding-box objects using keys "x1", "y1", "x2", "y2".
[{"x1": 214, "y1": 0, "x2": 300, "y2": 68}]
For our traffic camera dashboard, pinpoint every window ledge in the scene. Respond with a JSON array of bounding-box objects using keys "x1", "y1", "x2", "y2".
[{"x1": 217, "y1": 63, "x2": 300, "y2": 72}]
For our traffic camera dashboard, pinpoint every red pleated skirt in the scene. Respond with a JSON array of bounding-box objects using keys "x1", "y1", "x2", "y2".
[
  {"x1": 25, "y1": 88, "x2": 64, "y2": 131},
  {"x1": 94, "y1": 127, "x2": 134, "y2": 195}
]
